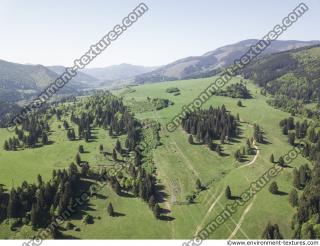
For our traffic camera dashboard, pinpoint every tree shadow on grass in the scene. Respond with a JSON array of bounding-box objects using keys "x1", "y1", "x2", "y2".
[
  {"x1": 160, "y1": 208, "x2": 171, "y2": 215},
  {"x1": 158, "y1": 215, "x2": 175, "y2": 221},
  {"x1": 275, "y1": 191, "x2": 288, "y2": 196},
  {"x1": 95, "y1": 194, "x2": 108, "y2": 200},
  {"x1": 119, "y1": 191, "x2": 135, "y2": 198},
  {"x1": 230, "y1": 195, "x2": 242, "y2": 201},
  {"x1": 154, "y1": 184, "x2": 169, "y2": 203},
  {"x1": 228, "y1": 138, "x2": 241, "y2": 144},
  {"x1": 113, "y1": 211, "x2": 125, "y2": 217},
  {"x1": 46, "y1": 140, "x2": 55, "y2": 145}
]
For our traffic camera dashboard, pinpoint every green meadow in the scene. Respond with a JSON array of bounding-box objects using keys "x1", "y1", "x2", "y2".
[{"x1": 0, "y1": 75, "x2": 311, "y2": 239}]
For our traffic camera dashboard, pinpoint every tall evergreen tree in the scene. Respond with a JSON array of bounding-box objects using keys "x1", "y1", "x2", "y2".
[
  {"x1": 225, "y1": 186, "x2": 232, "y2": 199},
  {"x1": 75, "y1": 153, "x2": 81, "y2": 165},
  {"x1": 288, "y1": 189, "x2": 299, "y2": 207},
  {"x1": 112, "y1": 149, "x2": 117, "y2": 161},
  {"x1": 3, "y1": 140, "x2": 9, "y2": 151},
  {"x1": 270, "y1": 154, "x2": 275, "y2": 163},
  {"x1": 79, "y1": 145, "x2": 84, "y2": 153},
  {"x1": 107, "y1": 202, "x2": 114, "y2": 216},
  {"x1": 115, "y1": 139, "x2": 122, "y2": 153}
]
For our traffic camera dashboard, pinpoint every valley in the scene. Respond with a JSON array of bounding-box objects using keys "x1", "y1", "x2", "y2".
[{"x1": 0, "y1": 74, "x2": 314, "y2": 239}]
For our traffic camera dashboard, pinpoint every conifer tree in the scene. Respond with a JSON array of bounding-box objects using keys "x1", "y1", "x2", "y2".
[
  {"x1": 270, "y1": 154, "x2": 275, "y2": 163},
  {"x1": 107, "y1": 203, "x2": 114, "y2": 216},
  {"x1": 288, "y1": 189, "x2": 299, "y2": 207},
  {"x1": 79, "y1": 145, "x2": 84, "y2": 153},
  {"x1": 225, "y1": 186, "x2": 232, "y2": 199},
  {"x1": 75, "y1": 153, "x2": 81, "y2": 165},
  {"x1": 112, "y1": 149, "x2": 117, "y2": 161},
  {"x1": 269, "y1": 181, "x2": 279, "y2": 194}
]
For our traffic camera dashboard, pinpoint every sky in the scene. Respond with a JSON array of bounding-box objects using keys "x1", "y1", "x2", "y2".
[{"x1": 0, "y1": 0, "x2": 319, "y2": 68}]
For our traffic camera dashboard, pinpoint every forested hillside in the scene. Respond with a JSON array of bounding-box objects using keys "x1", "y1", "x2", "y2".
[{"x1": 242, "y1": 45, "x2": 320, "y2": 118}]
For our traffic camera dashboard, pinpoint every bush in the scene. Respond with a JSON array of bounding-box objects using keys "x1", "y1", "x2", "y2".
[{"x1": 166, "y1": 87, "x2": 180, "y2": 93}]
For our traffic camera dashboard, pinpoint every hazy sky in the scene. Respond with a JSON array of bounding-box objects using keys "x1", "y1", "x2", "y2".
[{"x1": 0, "y1": 0, "x2": 319, "y2": 68}]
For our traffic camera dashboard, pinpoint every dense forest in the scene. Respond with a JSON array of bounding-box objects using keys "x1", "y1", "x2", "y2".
[
  {"x1": 242, "y1": 45, "x2": 320, "y2": 119},
  {"x1": 181, "y1": 105, "x2": 238, "y2": 153},
  {"x1": 278, "y1": 116, "x2": 320, "y2": 238}
]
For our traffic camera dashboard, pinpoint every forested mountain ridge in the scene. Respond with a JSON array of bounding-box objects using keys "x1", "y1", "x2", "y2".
[
  {"x1": 242, "y1": 45, "x2": 320, "y2": 118},
  {"x1": 0, "y1": 60, "x2": 91, "y2": 103},
  {"x1": 134, "y1": 40, "x2": 320, "y2": 84}
]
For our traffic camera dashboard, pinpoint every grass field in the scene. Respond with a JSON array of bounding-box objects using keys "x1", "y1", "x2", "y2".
[{"x1": 0, "y1": 75, "x2": 311, "y2": 239}]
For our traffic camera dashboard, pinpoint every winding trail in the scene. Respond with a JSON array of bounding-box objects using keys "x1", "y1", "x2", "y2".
[
  {"x1": 239, "y1": 140, "x2": 259, "y2": 169},
  {"x1": 228, "y1": 196, "x2": 257, "y2": 239}
]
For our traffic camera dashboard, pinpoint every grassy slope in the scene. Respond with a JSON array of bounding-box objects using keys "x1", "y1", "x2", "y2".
[
  {"x1": 0, "y1": 75, "x2": 311, "y2": 239},
  {"x1": 115, "y1": 76, "x2": 310, "y2": 239}
]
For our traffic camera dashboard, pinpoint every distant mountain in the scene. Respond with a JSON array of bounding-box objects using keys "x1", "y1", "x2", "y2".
[
  {"x1": 83, "y1": 63, "x2": 158, "y2": 82},
  {"x1": 47, "y1": 66, "x2": 99, "y2": 86},
  {"x1": 0, "y1": 59, "x2": 88, "y2": 102},
  {"x1": 134, "y1": 39, "x2": 320, "y2": 84}
]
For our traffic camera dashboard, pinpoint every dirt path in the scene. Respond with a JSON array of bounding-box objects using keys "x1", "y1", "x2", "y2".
[
  {"x1": 228, "y1": 196, "x2": 257, "y2": 239},
  {"x1": 194, "y1": 191, "x2": 224, "y2": 236},
  {"x1": 239, "y1": 140, "x2": 259, "y2": 169}
]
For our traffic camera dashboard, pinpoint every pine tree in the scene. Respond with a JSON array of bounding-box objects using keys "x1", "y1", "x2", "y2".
[
  {"x1": 107, "y1": 202, "x2": 114, "y2": 216},
  {"x1": 196, "y1": 179, "x2": 202, "y2": 191},
  {"x1": 37, "y1": 174, "x2": 43, "y2": 186},
  {"x1": 292, "y1": 168, "x2": 301, "y2": 189},
  {"x1": 188, "y1": 135, "x2": 194, "y2": 145},
  {"x1": 270, "y1": 154, "x2": 275, "y2": 163},
  {"x1": 153, "y1": 203, "x2": 160, "y2": 219},
  {"x1": 79, "y1": 145, "x2": 84, "y2": 153},
  {"x1": 42, "y1": 133, "x2": 48, "y2": 145},
  {"x1": 7, "y1": 189, "x2": 19, "y2": 218},
  {"x1": 237, "y1": 100, "x2": 242, "y2": 107},
  {"x1": 115, "y1": 139, "x2": 122, "y2": 153},
  {"x1": 63, "y1": 121, "x2": 69, "y2": 130},
  {"x1": 148, "y1": 195, "x2": 156, "y2": 209},
  {"x1": 269, "y1": 181, "x2": 279, "y2": 194},
  {"x1": 99, "y1": 144, "x2": 103, "y2": 153},
  {"x1": 112, "y1": 149, "x2": 117, "y2": 161},
  {"x1": 3, "y1": 140, "x2": 9, "y2": 151},
  {"x1": 288, "y1": 132, "x2": 296, "y2": 146},
  {"x1": 109, "y1": 127, "x2": 113, "y2": 137},
  {"x1": 30, "y1": 202, "x2": 39, "y2": 228},
  {"x1": 288, "y1": 189, "x2": 299, "y2": 207},
  {"x1": 75, "y1": 153, "x2": 81, "y2": 165},
  {"x1": 278, "y1": 156, "x2": 285, "y2": 167},
  {"x1": 215, "y1": 145, "x2": 222, "y2": 156},
  {"x1": 225, "y1": 186, "x2": 232, "y2": 199},
  {"x1": 262, "y1": 223, "x2": 283, "y2": 239}
]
